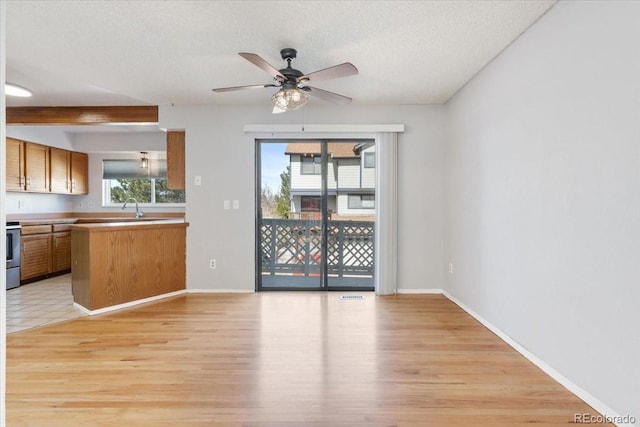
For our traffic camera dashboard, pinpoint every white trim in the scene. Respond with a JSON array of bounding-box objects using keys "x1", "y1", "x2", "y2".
[
  {"x1": 73, "y1": 290, "x2": 186, "y2": 316},
  {"x1": 244, "y1": 124, "x2": 405, "y2": 133},
  {"x1": 397, "y1": 288, "x2": 444, "y2": 294},
  {"x1": 251, "y1": 127, "x2": 401, "y2": 296},
  {"x1": 187, "y1": 288, "x2": 255, "y2": 294},
  {"x1": 1, "y1": 2, "x2": 7, "y2": 424},
  {"x1": 442, "y1": 290, "x2": 632, "y2": 427}
]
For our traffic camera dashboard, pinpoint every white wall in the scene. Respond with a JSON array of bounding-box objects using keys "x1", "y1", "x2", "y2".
[
  {"x1": 1, "y1": 3, "x2": 7, "y2": 423},
  {"x1": 5, "y1": 126, "x2": 75, "y2": 214},
  {"x1": 159, "y1": 104, "x2": 446, "y2": 293},
  {"x1": 445, "y1": 1, "x2": 640, "y2": 422}
]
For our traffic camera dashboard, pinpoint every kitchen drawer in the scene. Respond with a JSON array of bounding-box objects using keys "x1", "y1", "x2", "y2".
[
  {"x1": 21, "y1": 225, "x2": 53, "y2": 235},
  {"x1": 52, "y1": 224, "x2": 73, "y2": 232}
]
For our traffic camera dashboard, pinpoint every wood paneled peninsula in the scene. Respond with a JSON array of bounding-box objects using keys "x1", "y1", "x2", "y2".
[{"x1": 71, "y1": 219, "x2": 188, "y2": 312}]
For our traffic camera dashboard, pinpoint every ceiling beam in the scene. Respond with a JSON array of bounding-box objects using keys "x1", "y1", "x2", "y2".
[{"x1": 6, "y1": 105, "x2": 158, "y2": 125}]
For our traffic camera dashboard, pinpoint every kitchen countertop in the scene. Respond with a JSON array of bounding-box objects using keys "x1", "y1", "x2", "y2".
[
  {"x1": 70, "y1": 218, "x2": 188, "y2": 232},
  {"x1": 18, "y1": 217, "x2": 185, "y2": 226},
  {"x1": 19, "y1": 218, "x2": 79, "y2": 226}
]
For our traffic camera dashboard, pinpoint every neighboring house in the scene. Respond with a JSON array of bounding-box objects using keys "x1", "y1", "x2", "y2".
[{"x1": 285, "y1": 142, "x2": 375, "y2": 220}]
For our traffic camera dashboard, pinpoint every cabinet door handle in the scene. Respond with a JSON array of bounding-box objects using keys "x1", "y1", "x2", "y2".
[
  {"x1": 26, "y1": 176, "x2": 31, "y2": 187},
  {"x1": 19, "y1": 176, "x2": 25, "y2": 187},
  {"x1": 71, "y1": 180, "x2": 76, "y2": 189}
]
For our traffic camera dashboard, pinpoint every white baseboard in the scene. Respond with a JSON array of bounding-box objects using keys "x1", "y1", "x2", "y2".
[
  {"x1": 187, "y1": 288, "x2": 255, "y2": 294},
  {"x1": 73, "y1": 290, "x2": 187, "y2": 316},
  {"x1": 396, "y1": 288, "x2": 444, "y2": 294},
  {"x1": 442, "y1": 290, "x2": 634, "y2": 427}
]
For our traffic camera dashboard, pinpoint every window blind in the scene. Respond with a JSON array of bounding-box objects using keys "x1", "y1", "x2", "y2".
[{"x1": 102, "y1": 159, "x2": 167, "y2": 179}]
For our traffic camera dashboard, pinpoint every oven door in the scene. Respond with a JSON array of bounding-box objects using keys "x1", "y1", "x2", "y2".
[
  {"x1": 7, "y1": 226, "x2": 21, "y2": 290},
  {"x1": 7, "y1": 227, "x2": 21, "y2": 269},
  {"x1": 7, "y1": 265, "x2": 20, "y2": 289}
]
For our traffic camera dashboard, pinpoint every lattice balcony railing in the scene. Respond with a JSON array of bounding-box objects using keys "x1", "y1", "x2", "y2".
[{"x1": 260, "y1": 218, "x2": 374, "y2": 278}]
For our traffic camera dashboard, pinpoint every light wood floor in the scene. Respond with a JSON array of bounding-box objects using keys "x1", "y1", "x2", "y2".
[{"x1": 6, "y1": 293, "x2": 609, "y2": 426}]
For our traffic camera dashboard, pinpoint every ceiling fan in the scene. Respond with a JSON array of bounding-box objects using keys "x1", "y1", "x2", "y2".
[{"x1": 212, "y1": 48, "x2": 358, "y2": 114}]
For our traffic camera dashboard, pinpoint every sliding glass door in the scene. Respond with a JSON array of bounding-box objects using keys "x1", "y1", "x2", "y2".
[{"x1": 256, "y1": 139, "x2": 375, "y2": 291}]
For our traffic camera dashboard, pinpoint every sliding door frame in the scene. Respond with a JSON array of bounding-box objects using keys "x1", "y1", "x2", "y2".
[
  {"x1": 247, "y1": 124, "x2": 402, "y2": 295},
  {"x1": 255, "y1": 138, "x2": 375, "y2": 292}
]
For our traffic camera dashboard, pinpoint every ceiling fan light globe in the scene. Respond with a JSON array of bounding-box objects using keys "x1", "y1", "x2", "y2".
[{"x1": 272, "y1": 88, "x2": 309, "y2": 111}]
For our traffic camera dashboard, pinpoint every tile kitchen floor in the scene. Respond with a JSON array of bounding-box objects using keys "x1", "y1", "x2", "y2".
[{"x1": 5, "y1": 273, "x2": 87, "y2": 334}]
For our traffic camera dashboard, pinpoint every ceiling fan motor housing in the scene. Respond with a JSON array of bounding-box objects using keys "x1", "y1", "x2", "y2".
[
  {"x1": 280, "y1": 48, "x2": 297, "y2": 61},
  {"x1": 278, "y1": 48, "x2": 304, "y2": 84}
]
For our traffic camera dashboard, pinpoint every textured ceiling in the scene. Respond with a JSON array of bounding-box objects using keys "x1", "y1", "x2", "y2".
[{"x1": 5, "y1": 0, "x2": 556, "y2": 108}]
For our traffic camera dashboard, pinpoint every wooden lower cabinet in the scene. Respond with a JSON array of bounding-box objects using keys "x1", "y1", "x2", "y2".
[
  {"x1": 72, "y1": 222, "x2": 187, "y2": 310},
  {"x1": 21, "y1": 224, "x2": 73, "y2": 282},
  {"x1": 21, "y1": 234, "x2": 52, "y2": 281},
  {"x1": 52, "y1": 231, "x2": 72, "y2": 272}
]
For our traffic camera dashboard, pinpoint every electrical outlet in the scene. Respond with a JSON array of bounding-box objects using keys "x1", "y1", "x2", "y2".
[
  {"x1": 224, "y1": 200, "x2": 231, "y2": 210},
  {"x1": 88, "y1": 202, "x2": 95, "y2": 208},
  {"x1": 18, "y1": 200, "x2": 24, "y2": 209},
  {"x1": 233, "y1": 200, "x2": 239, "y2": 210},
  {"x1": 448, "y1": 263, "x2": 454, "y2": 274},
  {"x1": 195, "y1": 175, "x2": 202, "y2": 186},
  {"x1": 209, "y1": 259, "x2": 216, "y2": 269}
]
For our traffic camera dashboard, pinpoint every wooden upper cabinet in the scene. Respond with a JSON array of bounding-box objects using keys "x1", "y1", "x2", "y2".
[
  {"x1": 167, "y1": 130, "x2": 185, "y2": 190},
  {"x1": 50, "y1": 147, "x2": 72, "y2": 193},
  {"x1": 25, "y1": 142, "x2": 50, "y2": 193},
  {"x1": 5, "y1": 137, "x2": 88, "y2": 195},
  {"x1": 71, "y1": 152, "x2": 89, "y2": 194},
  {"x1": 6, "y1": 138, "x2": 25, "y2": 191}
]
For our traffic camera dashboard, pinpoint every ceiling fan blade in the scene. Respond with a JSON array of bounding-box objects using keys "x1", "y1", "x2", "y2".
[
  {"x1": 301, "y1": 63, "x2": 358, "y2": 83},
  {"x1": 305, "y1": 86, "x2": 352, "y2": 104},
  {"x1": 212, "y1": 84, "x2": 277, "y2": 92},
  {"x1": 239, "y1": 52, "x2": 286, "y2": 81}
]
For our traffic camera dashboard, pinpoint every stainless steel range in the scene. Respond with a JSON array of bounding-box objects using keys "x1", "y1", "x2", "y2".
[{"x1": 6, "y1": 221, "x2": 21, "y2": 290}]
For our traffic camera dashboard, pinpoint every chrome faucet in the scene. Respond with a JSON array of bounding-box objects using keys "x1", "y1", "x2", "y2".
[{"x1": 122, "y1": 198, "x2": 144, "y2": 218}]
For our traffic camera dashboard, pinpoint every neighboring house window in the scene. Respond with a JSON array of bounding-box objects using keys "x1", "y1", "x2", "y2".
[
  {"x1": 301, "y1": 156, "x2": 321, "y2": 174},
  {"x1": 364, "y1": 152, "x2": 375, "y2": 168},
  {"x1": 348, "y1": 194, "x2": 375, "y2": 209},
  {"x1": 301, "y1": 196, "x2": 321, "y2": 212},
  {"x1": 102, "y1": 159, "x2": 186, "y2": 205}
]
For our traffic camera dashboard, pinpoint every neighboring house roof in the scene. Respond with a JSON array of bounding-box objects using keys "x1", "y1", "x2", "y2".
[
  {"x1": 353, "y1": 142, "x2": 375, "y2": 153},
  {"x1": 285, "y1": 142, "x2": 361, "y2": 159}
]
